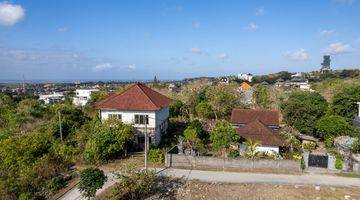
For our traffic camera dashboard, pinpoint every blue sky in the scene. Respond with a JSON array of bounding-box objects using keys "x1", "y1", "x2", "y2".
[{"x1": 0, "y1": 0, "x2": 359, "y2": 81}]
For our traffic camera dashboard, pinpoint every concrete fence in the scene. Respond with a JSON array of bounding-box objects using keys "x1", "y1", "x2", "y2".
[{"x1": 165, "y1": 153, "x2": 301, "y2": 172}]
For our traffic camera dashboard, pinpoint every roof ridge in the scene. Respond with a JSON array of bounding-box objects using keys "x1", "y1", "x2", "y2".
[
  {"x1": 243, "y1": 119, "x2": 278, "y2": 135},
  {"x1": 136, "y1": 84, "x2": 160, "y2": 109},
  {"x1": 96, "y1": 92, "x2": 119, "y2": 107},
  {"x1": 96, "y1": 84, "x2": 137, "y2": 107}
]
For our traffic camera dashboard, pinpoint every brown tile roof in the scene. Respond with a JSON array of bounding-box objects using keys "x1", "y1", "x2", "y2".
[
  {"x1": 95, "y1": 83, "x2": 173, "y2": 111},
  {"x1": 231, "y1": 109, "x2": 280, "y2": 126},
  {"x1": 236, "y1": 120, "x2": 286, "y2": 146}
]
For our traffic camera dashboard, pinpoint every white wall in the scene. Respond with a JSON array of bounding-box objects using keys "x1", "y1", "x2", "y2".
[
  {"x1": 101, "y1": 109, "x2": 156, "y2": 128},
  {"x1": 256, "y1": 146, "x2": 279, "y2": 154},
  {"x1": 100, "y1": 106, "x2": 169, "y2": 145},
  {"x1": 73, "y1": 89, "x2": 99, "y2": 106}
]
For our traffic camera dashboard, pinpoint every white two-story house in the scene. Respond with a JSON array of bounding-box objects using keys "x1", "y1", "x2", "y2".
[
  {"x1": 95, "y1": 83, "x2": 173, "y2": 148},
  {"x1": 73, "y1": 88, "x2": 99, "y2": 106}
]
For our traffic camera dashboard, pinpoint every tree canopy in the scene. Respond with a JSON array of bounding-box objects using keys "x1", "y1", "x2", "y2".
[
  {"x1": 205, "y1": 85, "x2": 242, "y2": 120},
  {"x1": 83, "y1": 118, "x2": 134, "y2": 163},
  {"x1": 315, "y1": 114, "x2": 354, "y2": 139},
  {"x1": 78, "y1": 167, "x2": 107, "y2": 199},
  {"x1": 281, "y1": 90, "x2": 328, "y2": 135},
  {"x1": 210, "y1": 120, "x2": 240, "y2": 156},
  {"x1": 253, "y1": 84, "x2": 271, "y2": 109},
  {"x1": 332, "y1": 85, "x2": 360, "y2": 121}
]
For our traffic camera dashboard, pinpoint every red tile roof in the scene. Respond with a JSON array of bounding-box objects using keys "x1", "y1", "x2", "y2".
[
  {"x1": 236, "y1": 120, "x2": 286, "y2": 146},
  {"x1": 95, "y1": 83, "x2": 173, "y2": 111},
  {"x1": 231, "y1": 109, "x2": 280, "y2": 127}
]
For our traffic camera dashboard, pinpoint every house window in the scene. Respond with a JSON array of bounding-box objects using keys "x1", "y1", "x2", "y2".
[
  {"x1": 108, "y1": 114, "x2": 122, "y2": 121},
  {"x1": 134, "y1": 114, "x2": 149, "y2": 124}
]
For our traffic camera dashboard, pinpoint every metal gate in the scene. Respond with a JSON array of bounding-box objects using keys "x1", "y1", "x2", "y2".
[{"x1": 308, "y1": 154, "x2": 328, "y2": 168}]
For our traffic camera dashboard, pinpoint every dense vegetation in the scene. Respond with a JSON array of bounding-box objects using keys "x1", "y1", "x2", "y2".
[
  {"x1": 281, "y1": 91, "x2": 328, "y2": 135},
  {"x1": 0, "y1": 94, "x2": 134, "y2": 199}
]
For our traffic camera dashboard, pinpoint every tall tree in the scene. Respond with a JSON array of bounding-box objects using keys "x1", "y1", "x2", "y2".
[
  {"x1": 206, "y1": 85, "x2": 242, "y2": 119},
  {"x1": 281, "y1": 90, "x2": 328, "y2": 135},
  {"x1": 83, "y1": 118, "x2": 134, "y2": 163},
  {"x1": 253, "y1": 84, "x2": 271, "y2": 109},
  {"x1": 210, "y1": 120, "x2": 240, "y2": 157},
  {"x1": 183, "y1": 126, "x2": 203, "y2": 153},
  {"x1": 332, "y1": 85, "x2": 360, "y2": 121}
]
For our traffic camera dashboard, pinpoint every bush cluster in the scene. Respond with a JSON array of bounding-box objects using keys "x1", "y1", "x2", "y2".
[{"x1": 147, "y1": 148, "x2": 164, "y2": 164}]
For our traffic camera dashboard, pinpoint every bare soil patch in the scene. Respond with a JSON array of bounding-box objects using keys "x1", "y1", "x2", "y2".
[{"x1": 169, "y1": 181, "x2": 360, "y2": 200}]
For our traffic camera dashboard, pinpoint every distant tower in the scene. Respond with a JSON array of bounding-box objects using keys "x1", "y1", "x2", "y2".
[
  {"x1": 320, "y1": 55, "x2": 331, "y2": 71},
  {"x1": 22, "y1": 75, "x2": 26, "y2": 93},
  {"x1": 153, "y1": 76, "x2": 158, "y2": 85}
]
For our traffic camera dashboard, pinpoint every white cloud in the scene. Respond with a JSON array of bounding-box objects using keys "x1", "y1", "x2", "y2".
[
  {"x1": 319, "y1": 29, "x2": 336, "y2": 37},
  {"x1": 190, "y1": 47, "x2": 202, "y2": 54},
  {"x1": 283, "y1": 49, "x2": 309, "y2": 61},
  {"x1": 324, "y1": 42, "x2": 351, "y2": 55},
  {"x1": 57, "y1": 27, "x2": 68, "y2": 32},
  {"x1": 127, "y1": 64, "x2": 136, "y2": 69},
  {"x1": 255, "y1": 7, "x2": 265, "y2": 16},
  {"x1": 192, "y1": 21, "x2": 200, "y2": 28},
  {"x1": 244, "y1": 23, "x2": 258, "y2": 30},
  {"x1": 0, "y1": 2, "x2": 25, "y2": 26},
  {"x1": 93, "y1": 63, "x2": 113, "y2": 71},
  {"x1": 217, "y1": 53, "x2": 228, "y2": 61}
]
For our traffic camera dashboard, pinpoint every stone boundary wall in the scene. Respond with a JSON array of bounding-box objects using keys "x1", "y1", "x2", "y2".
[{"x1": 165, "y1": 154, "x2": 300, "y2": 172}]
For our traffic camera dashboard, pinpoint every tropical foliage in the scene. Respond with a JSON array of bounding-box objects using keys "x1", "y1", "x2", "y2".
[
  {"x1": 78, "y1": 167, "x2": 107, "y2": 199},
  {"x1": 281, "y1": 90, "x2": 328, "y2": 135}
]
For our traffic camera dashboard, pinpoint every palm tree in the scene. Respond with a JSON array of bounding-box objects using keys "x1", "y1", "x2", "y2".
[{"x1": 244, "y1": 140, "x2": 261, "y2": 159}]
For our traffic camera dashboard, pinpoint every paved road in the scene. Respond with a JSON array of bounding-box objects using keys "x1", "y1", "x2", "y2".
[
  {"x1": 59, "y1": 168, "x2": 360, "y2": 199},
  {"x1": 158, "y1": 168, "x2": 360, "y2": 187}
]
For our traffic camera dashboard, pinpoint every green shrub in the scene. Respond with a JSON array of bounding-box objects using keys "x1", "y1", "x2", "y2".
[
  {"x1": 18, "y1": 192, "x2": 36, "y2": 200},
  {"x1": 300, "y1": 157, "x2": 305, "y2": 170},
  {"x1": 113, "y1": 166, "x2": 157, "y2": 199},
  {"x1": 147, "y1": 148, "x2": 164, "y2": 164},
  {"x1": 303, "y1": 142, "x2": 316, "y2": 152},
  {"x1": 78, "y1": 167, "x2": 107, "y2": 199},
  {"x1": 335, "y1": 155, "x2": 343, "y2": 170},
  {"x1": 315, "y1": 114, "x2": 353, "y2": 139},
  {"x1": 352, "y1": 139, "x2": 360, "y2": 153},
  {"x1": 83, "y1": 119, "x2": 134, "y2": 163},
  {"x1": 324, "y1": 136, "x2": 334, "y2": 149},
  {"x1": 227, "y1": 149, "x2": 239, "y2": 158},
  {"x1": 46, "y1": 177, "x2": 66, "y2": 194}
]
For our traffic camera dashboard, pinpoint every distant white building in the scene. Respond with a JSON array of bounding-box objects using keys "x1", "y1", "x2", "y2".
[
  {"x1": 73, "y1": 89, "x2": 99, "y2": 106},
  {"x1": 237, "y1": 73, "x2": 253, "y2": 82},
  {"x1": 281, "y1": 77, "x2": 311, "y2": 90},
  {"x1": 39, "y1": 92, "x2": 64, "y2": 104},
  {"x1": 96, "y1": 83, "x2": 173, "y2": 147},
  {"x1": 291, "y1": 72, "x2": 302, "y2": 78}
]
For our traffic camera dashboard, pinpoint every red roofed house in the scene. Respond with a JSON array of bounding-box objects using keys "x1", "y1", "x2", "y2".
[
  {"x1": 96, "y1": 83, "x2": 173, "y2": 147},
  {"x1": 231, "y1": 108, "x2": 286, "y2": 154}
]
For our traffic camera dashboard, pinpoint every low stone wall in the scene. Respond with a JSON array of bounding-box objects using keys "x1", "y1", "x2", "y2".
[{"x1": 165, "y1": 154, "x2": 300, "y2": 172}]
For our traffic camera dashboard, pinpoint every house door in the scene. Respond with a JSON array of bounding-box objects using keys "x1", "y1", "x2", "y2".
[
  {"x1": 308, "y1": 154, "x2": 328, "y2": 168},
  {"x1": 137, "y1": 136, "x2": 145, "y2": 150}
]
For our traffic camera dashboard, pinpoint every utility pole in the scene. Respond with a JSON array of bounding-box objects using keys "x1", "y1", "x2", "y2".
[
  {"x1": 58, "y1": 111, "x2": 63, "y2": 141},
  {"x1": 144, "y1": 115, "x2": 148, "y2": 170}
]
